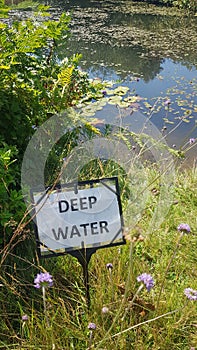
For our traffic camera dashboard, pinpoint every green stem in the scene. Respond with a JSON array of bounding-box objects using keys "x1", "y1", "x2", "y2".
[
  {"x1": 156, "y1": 232, "x2": 183, "y2": 308},
  {"x1": 121, "y1": 284, "x2": 144, "y2": 321},
  {"x1": 94, "y1": 242, "x2": 134, "y2": 349},
  {"x1": 88, "y1": 330, "x2": 93, "y2": 350},
  {"x1": 42, "y1": 286, "x2": 50, "y2": 327}
]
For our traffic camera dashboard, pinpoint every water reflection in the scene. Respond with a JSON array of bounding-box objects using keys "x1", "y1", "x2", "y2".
[
  {"x1": 55, "y1": 0, "x2": 197, "y2": 165},
  {"x1": 57, "y1": 0, "x2": 197, "y2": 79},
  {"x1": 62, "y1": 40, "x2": 164, "y2": 82}
]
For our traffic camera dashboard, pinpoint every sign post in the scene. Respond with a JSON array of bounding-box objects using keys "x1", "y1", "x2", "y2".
[
  {"x1": 72, "y1": 243, "x2": 94, "y2": 308},
  {"x1": 31, "y1": 177, "x2": 125, "y2": 306}
]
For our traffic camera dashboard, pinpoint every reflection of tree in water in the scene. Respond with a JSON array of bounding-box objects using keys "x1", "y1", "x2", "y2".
[
  {"x1": 56, "y1": 0, "x2": 197, "y2": 77},
  {"x1": 60, "y1": 0, "x2": 197, "y2": 69},
  {"x1": 62, "y1": 41, "x2": 163, "y2": 81}
]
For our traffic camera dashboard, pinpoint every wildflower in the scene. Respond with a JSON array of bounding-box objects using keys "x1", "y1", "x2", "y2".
[
  {"x1": 137, "y1": 273, "x2": 154, "y2": 292},
  {"x1": 21, "y1": 314, "x2": 28, "y2": 321},
  {"x1": 102, "y1": 90, "x2": 107, "y2": 96},
  {"x1": 164, "y1": 99, "x2": 171, "y2": 106},
  {"x1": 102, "y1": 306, "x2": 109, "y2": 314},
  {"x1": 184, "y1": 288, "x2": 197, "y2": 301},
  {"x1": 88, "y1": 323, "x2": 96, "y2": 350},
  {"x1": 177, "y1": 223, "x2": 191, "y2": 234},
  {"x1": 88, "y1": 322, "x2": 96, "y2": 330},
  {"x1": 34, "y1": 272, "x2": 53, "y2": 289},
  {"x1": 106, "y1": 263, "x2": 113, "y2": 270},
  {"x1": 189, "y1": 138, "x2": 195, "y2": 145}
]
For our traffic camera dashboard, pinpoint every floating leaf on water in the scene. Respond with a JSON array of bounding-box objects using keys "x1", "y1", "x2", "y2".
[
  {"x1": 184, "y1": 109, "x2": 192, "y2": 116},
  {"x1": 124, "y1": 96, "x2": 140, "y2": 103},
  {"x1": 104, "y1": 81, "x2": 114, "y2": 87},
  {"x1": 182, "y1": 119, "x2": 190, "y2": 123},
  {"x1": 117, "y1": 101, "x2": 131, "y2": 108},
  {"x1": 113, "y1": 86, "x2": 129, "y2": 96},
  {"x1": 80, "y1": 111, "x2": 96, "y2": 117},
  {"x1": 144, "y1": 102, "x2": 152, "y2": 109},
  {"x1": 163, "y1": 118, "x2": 174, "y2": 124},
  {"x1": 104, "y1": 88, "x2": 115, "y2": 96},
  {"x1": 108, "y1": 96, "x2": 122, "y2": 104}
]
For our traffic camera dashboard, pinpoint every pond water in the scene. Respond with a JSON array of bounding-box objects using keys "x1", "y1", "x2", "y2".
[
  {"x1": 54, "y1": 0, "x2": 197, "y2": 167},
  {"x1": 4, "y1": 0, "x2": 196, "y2": 166}
]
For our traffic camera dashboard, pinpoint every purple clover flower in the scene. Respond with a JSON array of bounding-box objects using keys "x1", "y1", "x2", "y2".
[
  {"x1": 177, "y1": 223, "x2": 191, "y2": 234},
  {"x1": 22, "y1": 314, "x2": 28, "y2": 321},
  {"x1": 189, "y1": 138, "x2": 195, "y2": 145},
  {"x1": 34, "y1": 272, "x2": 53, "y2": 289},
  {"x1": 88, "y1": 322, "x2": 96, "y2": 330},
  {"x1": 106, "y1": 263, "x2": 113, "y2": 270},
  {"x1": 184, "y1": 288, "x2": 197, "y2": 301},
  {"x1": 137, "y1": 273, "x2": 154, "y2": 292}
]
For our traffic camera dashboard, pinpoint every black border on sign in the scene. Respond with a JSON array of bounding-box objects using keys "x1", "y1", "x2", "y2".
[{"x1": 31, "y1": 177, "x2": 125, "y2": 259}]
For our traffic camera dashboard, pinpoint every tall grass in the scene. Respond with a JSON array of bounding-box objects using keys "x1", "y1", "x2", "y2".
[{"x1": 0, "y1": 163, "x2": 196, "y2": 349}]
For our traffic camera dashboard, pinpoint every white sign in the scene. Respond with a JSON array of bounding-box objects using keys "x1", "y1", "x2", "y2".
[{"x1": 32, "y1": 179, "x2": 124, "y2": 257}]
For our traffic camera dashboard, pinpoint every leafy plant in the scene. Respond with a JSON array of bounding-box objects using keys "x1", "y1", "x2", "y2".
[
  {"x1": 0, "y1": 142, "x2": 26, "y2": 244},
  {"x1": 0, "y1": 9, "x2": 95, "y2": 154}
]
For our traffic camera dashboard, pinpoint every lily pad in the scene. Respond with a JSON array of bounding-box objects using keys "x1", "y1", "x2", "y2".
[
  {"x1": 108, "y1": 96, "x2": 122, "y2": 104},
  {"x1": 113, "y1": 86, "x2": 130, "y2": 95}
]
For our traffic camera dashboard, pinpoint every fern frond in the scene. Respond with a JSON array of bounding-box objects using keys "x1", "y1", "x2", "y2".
[{"x1": 57, "y1": 65, "x2": 74, "y2": 87}]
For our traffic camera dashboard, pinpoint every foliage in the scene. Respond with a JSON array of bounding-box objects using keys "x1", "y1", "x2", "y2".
[
  {"x1": 0, "y1": 166, "x2": 196, "y2": 349},
  {"x1": 0, "y1": 8, "x2": 95, "y2": 154},
  {"x1": 140, "y1": 0, "x2": 197, "y2": 11},
  {"x1": 0, "y1": 4, "x2": 196, "y2": 349},
  {"x1": 172, "y1": 0, "x2": 197, "y2": 10},
  {"x1": 0, "y1": 6, "x2": 105, "y2": 245},
  {"x1": 0, "y1": 142, "x2": 25, "y2": 245}
]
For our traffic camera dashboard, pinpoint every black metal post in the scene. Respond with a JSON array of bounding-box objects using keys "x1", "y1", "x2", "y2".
[{"x1": 71, "y1": 244, "x2": 96, "y2": 308}]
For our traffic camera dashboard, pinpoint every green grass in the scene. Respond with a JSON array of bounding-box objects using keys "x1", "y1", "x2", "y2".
[{"x1": 0, "y1": 164, "x2": 196, "y2": 349}]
